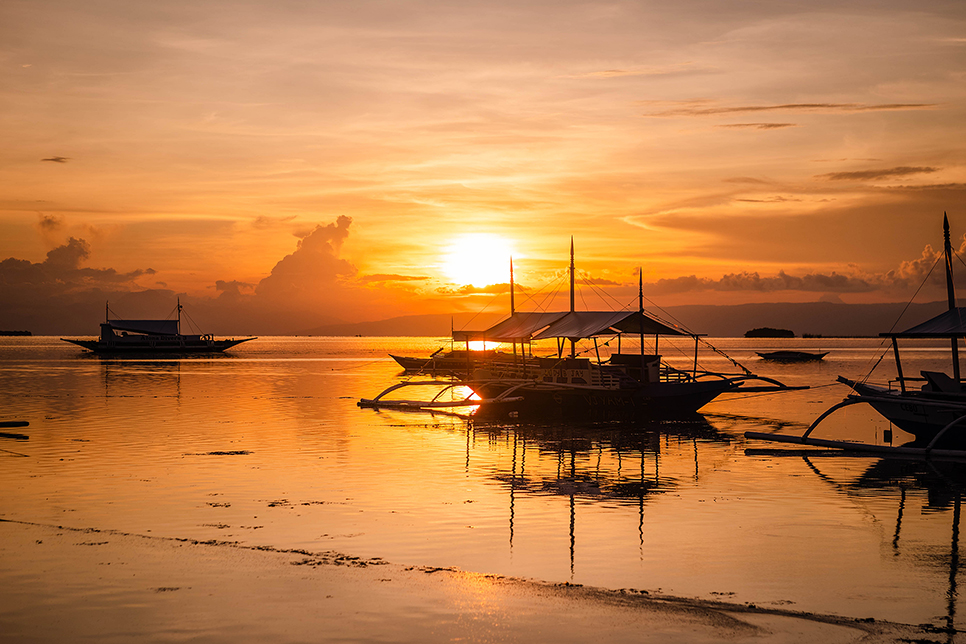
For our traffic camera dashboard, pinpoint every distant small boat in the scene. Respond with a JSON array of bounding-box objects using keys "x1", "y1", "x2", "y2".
[
  {"x1": 62, "y1": 301, "x2": 255, "y2": 355},
  {"x1": 756, "y1": 351, "x2": 828, "y2": 362}
]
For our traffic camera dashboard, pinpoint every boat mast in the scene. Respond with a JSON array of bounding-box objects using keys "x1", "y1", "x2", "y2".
[
  {"x1": 510, "y1": 257, "x2": 518, "y2": 363},
  {"x1": 177, "y1": 297, "x2": 182, "y2": 335},
  {"x1": 639, "y1": 269, "x2": 646, "y2": 380},
  {"x1": 944, "y1": 213, "x2": 961, "y2": 382},
  {"x1": 510, "y1": 257, "x2": 515, "y2": 315},
  {"x1": 569, "y1": 238, "x2": 576, "y2": 358}
]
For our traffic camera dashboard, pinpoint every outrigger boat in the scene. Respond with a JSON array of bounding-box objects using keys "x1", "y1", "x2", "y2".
[
  {"x1": 361, "y1": 242, "x2": 802, "y2": 419},
  {"x1": 62, "y1": 301, "x2": 256, "y2": 354},
  {"x1": 746, "y1": 214, "x2": 966, "y2": 454}
]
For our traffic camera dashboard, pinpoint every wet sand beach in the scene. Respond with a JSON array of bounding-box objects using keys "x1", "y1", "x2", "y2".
[{"x1": 0, "y1": 519, "x2": 939, "y2": 643}]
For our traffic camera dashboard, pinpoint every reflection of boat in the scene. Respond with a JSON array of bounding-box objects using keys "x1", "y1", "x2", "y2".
[
  {"x1": 362, "y1": 242, "x2": 802, "y2": 419},
  {"x1": 756, "y1": 351, "x2": 828, "y2": 362},
  {"x1": 62, "y1": 301, "x2": 256, "y2": 355},
  {"x1": 746, "y1": 215, "x2": 966, "y2": 453}
]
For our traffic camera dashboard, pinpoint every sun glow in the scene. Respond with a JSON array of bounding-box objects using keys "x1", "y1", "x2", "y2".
[{"x1": 442, "y1": 234, "x2": 514, "y2": 287}]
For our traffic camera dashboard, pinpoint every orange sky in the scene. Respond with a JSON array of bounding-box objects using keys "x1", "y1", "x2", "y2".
[{"x1": 2, "y1": 1, "x2": 966, "y2": 332}]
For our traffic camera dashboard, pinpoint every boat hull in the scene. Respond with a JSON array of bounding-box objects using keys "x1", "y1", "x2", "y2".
[
  {"x1": 839, "y1": 378, "x2": 966, "y2": 443},
  {"x1": 469, "y1": 378, "x2": 738, "y2": 420},
  {"x1": 756, "y1": 351, "x2": 828, "y2": 362},
  {"x1": 62, "y1": 337, "x2": 255, "y2": 354}
]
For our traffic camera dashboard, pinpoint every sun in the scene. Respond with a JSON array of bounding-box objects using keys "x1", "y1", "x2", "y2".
[{"x1": 442, "y1": 234, "x2": 514, "y2": 287}]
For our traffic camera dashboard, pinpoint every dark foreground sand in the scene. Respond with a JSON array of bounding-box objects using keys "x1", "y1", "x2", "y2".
[{"x1": 0, "y1": 519, "x2": 950, "y2": 643}]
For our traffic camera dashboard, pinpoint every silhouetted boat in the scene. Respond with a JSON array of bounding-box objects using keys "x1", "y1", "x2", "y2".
[
  {"x1": 756, "y1": 350, "x2": 828, "y2": 362},
  {"x1": 746, "y1": 214, "x2": 966, "y2": 453},
  {"x1": 390, "y1": 349, "x2": 536, "y2": 374},
  {"x1": 62, "y1": 301, "x2": 255, "y2": 355},
  {"x1": 362, "y1": 242, "x2": 802, "y2": 419}
]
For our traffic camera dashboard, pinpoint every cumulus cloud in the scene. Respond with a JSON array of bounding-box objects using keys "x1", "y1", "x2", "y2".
[
  {"x1": 214, "y1": 280, "x2": 254, "y2": 299},
  {"x1": 254, "y1": 215, "x2": 357, "y2": 300}
]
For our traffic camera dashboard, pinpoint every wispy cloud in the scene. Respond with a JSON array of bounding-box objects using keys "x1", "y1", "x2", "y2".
[
  {"x1": 359, "y1": 274, "x2": 429, "y2": 284},
  {"x1": 565, "y1": 63, "x2": 713, "y2": 79},
  {"x1": 645, "y1": 102, "x2": 936, "y2": 117},
  {"x1": 717, "y1": 123, "x2": 797, "y2": 130},
  {"x1": 817, "y1": 166, "x2": 939, "y2": 181},
  {"x1": 40, "y1": 156, "x2": 69, "y2": 163}
]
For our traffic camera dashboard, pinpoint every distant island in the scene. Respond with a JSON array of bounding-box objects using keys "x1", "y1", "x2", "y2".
[
  {"x1": 744, "y1": 327, "x2": 794, "y2": 338},
  {"x1": 0, "y1": 330, "x2": 31, "y2": 336}
]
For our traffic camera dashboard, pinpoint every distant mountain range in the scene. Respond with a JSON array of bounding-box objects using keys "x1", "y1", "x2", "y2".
[{"x1": 301, "y1": 301, "x2": 950, "y2": 338}]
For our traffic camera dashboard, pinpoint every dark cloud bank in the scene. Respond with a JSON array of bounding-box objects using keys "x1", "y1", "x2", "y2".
[{"x1": 0, "y1": 216, "x2": 958, "y2": 336}]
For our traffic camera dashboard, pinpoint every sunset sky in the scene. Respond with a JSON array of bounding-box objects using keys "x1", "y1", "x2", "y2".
[{"x1": 2, "y1": 0, "x2": 966, "y2": 333}]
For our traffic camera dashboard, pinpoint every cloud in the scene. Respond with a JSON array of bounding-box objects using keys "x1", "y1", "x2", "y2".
[
  {"x1": 437, "y1": 283, "x2": 514, "y2": 295},
  {"x1": 644, "y1": 270, "x2": 876, "y2": 296},
  {"x1": 0, "y1": 237, "x2": 155, "y2": 312},
  {"x1": 359, "y1": 274, "x2": 429, "y2": 284},
  {"x1": 645, "y1": 102, "x2": 936, "y2": 117},
  {"x1": 717, "y1": 123, "x2": 797, "y2": 130},
  {"x1": 564, "y1": 63, "x2": 713, "y2": 79},
  {"x1": 40, "y1": 156, "x2": 69, "y2": 163},
  {"x1": 254, "y1": 215, "x2": 356, "y2": 300},
  {"x1": 817, "y1": 166, "x2": 939, "y2": 181},
  {"x1": 252, "y1": 215, "x2": 297, "y2": 229},
  {"x1": 735, "y1": 196, "x2": 802, "y2": 203},
  {"x1": 214, "y1": 280, "x2": 254, "y2": 298},
  {"x1": 37, "y1": 213, "x2": 64, "y2": 232}
]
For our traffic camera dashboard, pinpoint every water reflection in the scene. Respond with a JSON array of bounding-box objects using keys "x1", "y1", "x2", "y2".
[
  {"x1": 792, "y1": 454, "x2": 966, "y2": 639},
  {"x1": 5, "y1": 336, "x2": 966, "y2": 628},
  {"x1": 463, "y1": 415, "x2": 732, "y2": 578}
]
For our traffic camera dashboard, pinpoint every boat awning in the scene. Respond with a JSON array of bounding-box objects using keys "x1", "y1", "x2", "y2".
[
  {"x1": 883, "y1": 307, "x2": 966, "y2": 338},
  {"x1": 454, "y1": 311, "x2": 568, "y2": 342},
  {"x1": 531, "y1": 310, "x2": 692, "y2": 340},
  {"x1": 106, "y1": 319, "x2": 179, "y2": 335}
]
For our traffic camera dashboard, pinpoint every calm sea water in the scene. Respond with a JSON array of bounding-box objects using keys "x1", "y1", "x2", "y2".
[{"x1": 2, "y1": 335, "x2": 965, "y2": 627}]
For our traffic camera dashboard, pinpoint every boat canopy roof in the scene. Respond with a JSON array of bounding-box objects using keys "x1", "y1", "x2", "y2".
[
  {"x1": 454, "y1": 309, "x2": 692, "y2": 342},
  {"x1": 533, "y1": 310, "x2": 692, "y2": 340},
  {"x1": 105, "y1": 319, "x2": 179, "y2": 336},
  {"x1": 453, "y1": 311, "x2": 568, "y2": 342},
  {"x1": 883, "y1": 307, "x2": 966, "y2": 338}
]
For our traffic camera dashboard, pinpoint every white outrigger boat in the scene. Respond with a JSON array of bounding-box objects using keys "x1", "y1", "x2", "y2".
[
  {"x1": 360, "y1": 242, "x2": 802, "y2": 420},
  {"x1": 746, "y1": 214, "x2": 966, "y2": 455}
]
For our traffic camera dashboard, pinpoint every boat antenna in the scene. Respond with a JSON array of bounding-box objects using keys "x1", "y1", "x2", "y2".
[{"x1": 510, "y1": 256, "x2": 515, "y2": 315}]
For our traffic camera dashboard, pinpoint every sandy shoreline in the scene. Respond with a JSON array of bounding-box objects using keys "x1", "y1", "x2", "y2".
[{"x1": 0, "y1": 518, "x2": 945, "y2": 643}]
